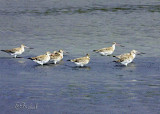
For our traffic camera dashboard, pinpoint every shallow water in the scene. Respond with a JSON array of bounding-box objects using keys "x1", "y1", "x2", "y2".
[{"x1": 0, "y1": 0, "x2": 160, "y2": 114}]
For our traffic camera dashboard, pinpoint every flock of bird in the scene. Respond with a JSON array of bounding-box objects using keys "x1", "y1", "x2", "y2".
[{"x1": 0, "y1": 42, "x2": 144, "y2": 67}]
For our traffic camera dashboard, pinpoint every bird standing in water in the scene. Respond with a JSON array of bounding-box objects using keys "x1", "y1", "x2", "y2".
[
  {"x1": 93, "y1": 42, "x2": 124, "y2": 56},
  {"x1": 1, "y1": 44, "x2": 32, "y2": 58},
  {"x1": 114, "y1": 50, "x2": 140, "y2": 66},
  {"x1": 28, "y1": 52, "x2": 51, "y2": 65},
  {"x1": 68, "y1": 54, "x2": 90, "y2": 67},
  {"x1": 50, "y1": 50, "x2": 64, "y2": 64}
]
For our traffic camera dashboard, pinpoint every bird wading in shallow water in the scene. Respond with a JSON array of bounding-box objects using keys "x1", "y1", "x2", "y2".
[
  {"x1": 114, "y1": 50, "x2": 140, "y2": 66},
  {"x1": 112, "y1": 50, "x2": 145, "y2": 59},
  {"x1": 1, "y1": 44, "x2": 33, "y2": 58},
  {"x1": 28, "y1": 52, "x2": 51, "y2": 65},
  {"x1": 93, "y1": 42, "x2": 124, "y2": 56},
  {"x1": 50, "y1": 50, "x2": 64, "y2": 64},
  {"x1": 68, "y1": 54, "x2": 90, "y2": 67}
]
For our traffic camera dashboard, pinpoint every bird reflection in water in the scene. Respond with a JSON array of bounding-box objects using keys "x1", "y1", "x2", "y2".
[{"x1": 72, "y1": 66, "x2": 91, "y2": 71}]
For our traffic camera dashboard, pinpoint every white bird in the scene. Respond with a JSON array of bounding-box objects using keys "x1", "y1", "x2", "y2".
[
  {"x1": 1, "y1": 44, "x2": 32, "y2": 58},
  {"x1": 68, "y1": 54, "x2": 90, "y2": 67},
  {"x1": 28, "y1": 52, "x2": 51, "y2": 65}
]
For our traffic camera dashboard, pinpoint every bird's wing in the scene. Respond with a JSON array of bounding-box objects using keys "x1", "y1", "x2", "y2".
[
  {"x1": 97, "y1": 47, "x2": 113, "y2": 52},
  {"x1": 117, "y1": 56, "x2": 130, "y2": 62},
  {"x1": 31, "y1": 55, "x2": 46, "y2": 61},
  {"x1": 116, "y1": 53, "x2": 130, "y2": 59},
  {"x1": 2, "y1": 47, "x2": 20, "y2": 53},
  {"x1": 71, "y1": 57, "x2": 86, "y2": 62},
  {"x1": 50, "y1": 53, "x2": 60, "y2": 59}
]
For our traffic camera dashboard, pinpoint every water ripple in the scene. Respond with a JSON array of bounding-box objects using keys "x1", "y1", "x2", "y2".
[{"x1": 0, "y1": 5, "x2": 160, "y2": 15}]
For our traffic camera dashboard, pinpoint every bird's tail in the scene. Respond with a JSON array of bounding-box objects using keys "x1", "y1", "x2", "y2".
[
  {"x1": 1, "y1": 50, "x2": 7, "y2": 52},
  {"x1": 28, "y1": 57, "x2": 34, "y2": 60},
  {"x1": 109, "y1": 54, "x2": 120, "y2": 59},
  {"x1": 93, "y1": 50, "x2": 98, "y2": 52},
  {"x1": 109, "y1": 55, "x2": 117, "y2": 57},
  {"x1": 113, "y1": 60, "x2": 118, "y2": 63},
  {"x1": 67, "y1": 59, "x2": 74, "y2": 62}
]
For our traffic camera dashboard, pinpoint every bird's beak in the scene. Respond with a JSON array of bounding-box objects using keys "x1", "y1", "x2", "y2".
[
  {"x1": 116, "y1": 44, "x2": 125, "y2": 47},
  {"x1": 63, "y1": 51, "x2": 69, "y2": 54},
  {"x1": 25, "y1": 46, "x2": 34, "y2": 49},
  {"x1": 140, "y1": 52, "x2": 146, "y2": 54},
  {"x1": 137, "y1": 52, "x2": 145, "y2": 55}
]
